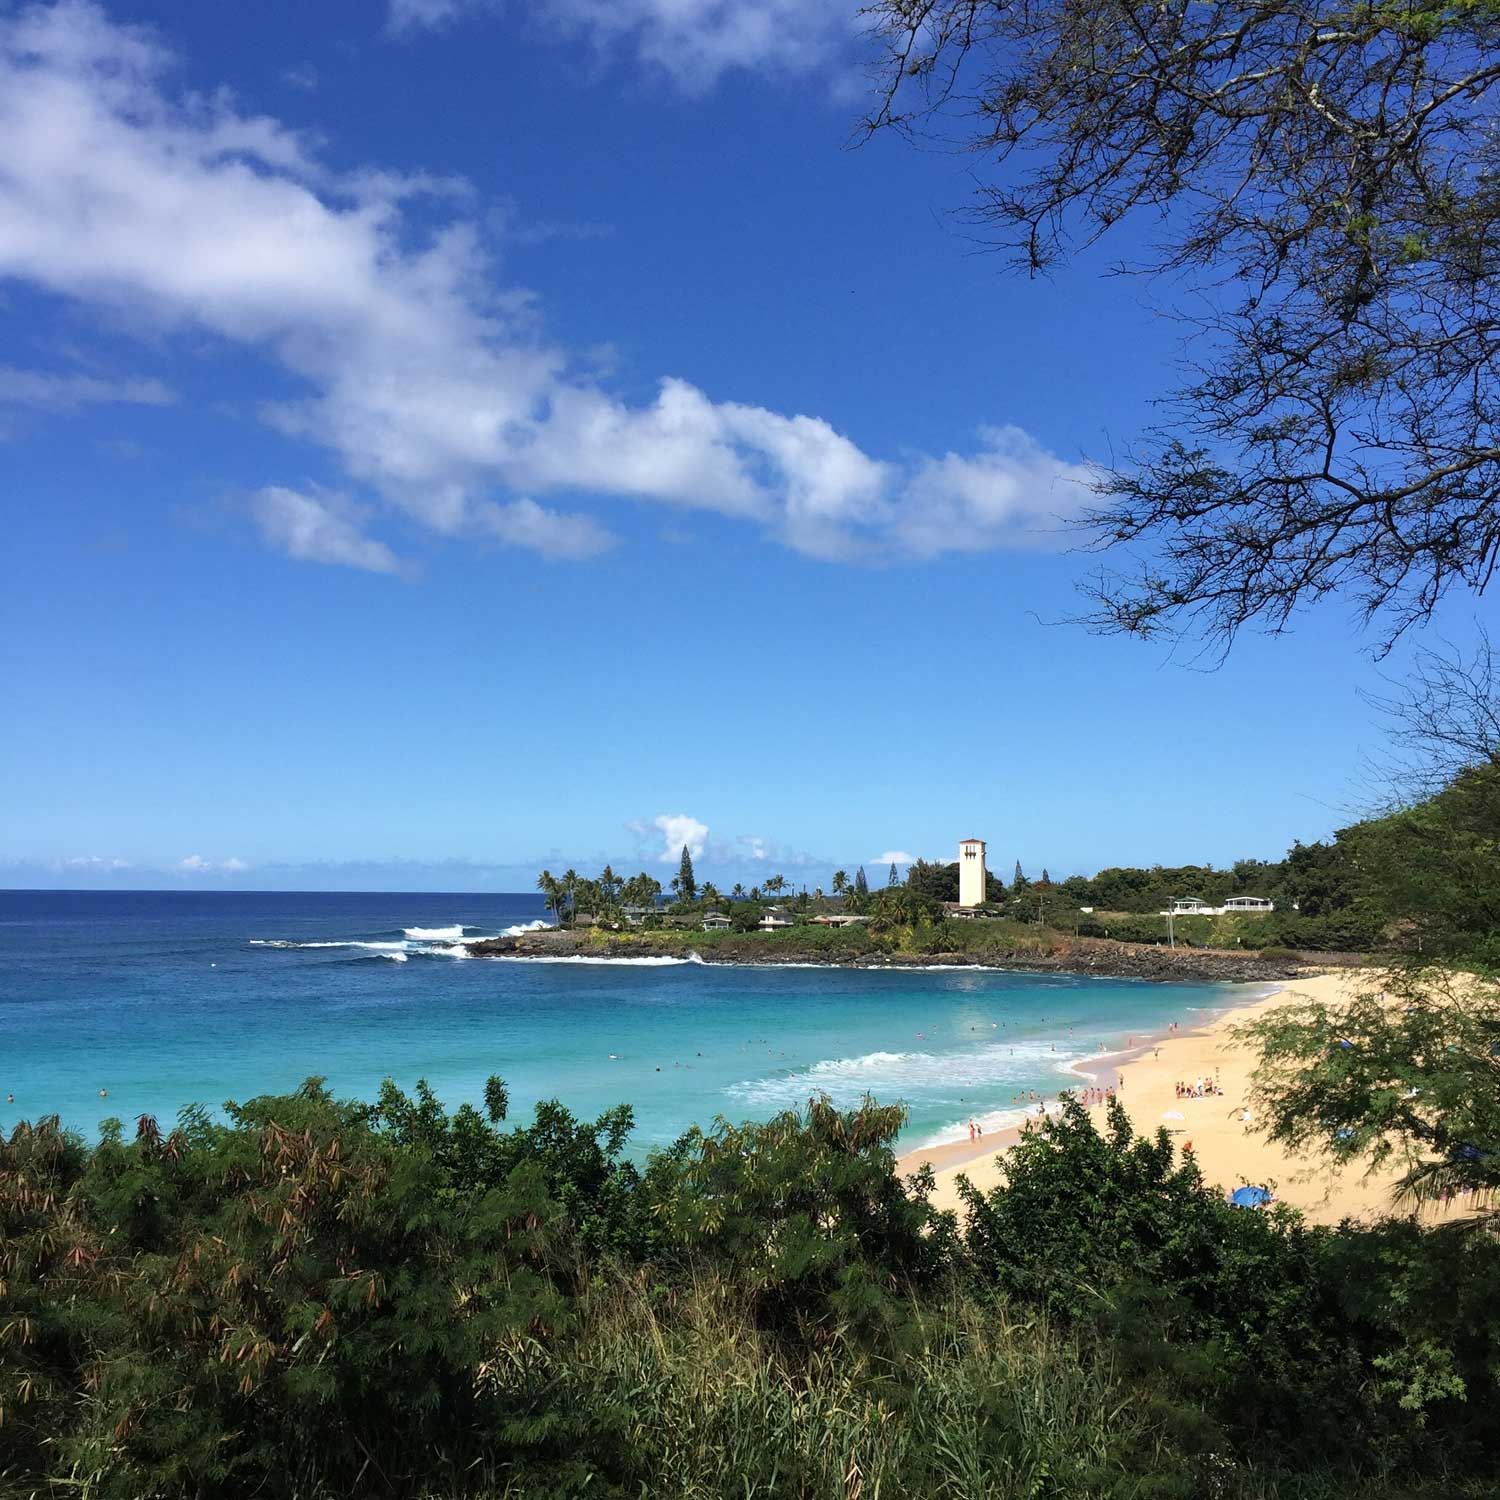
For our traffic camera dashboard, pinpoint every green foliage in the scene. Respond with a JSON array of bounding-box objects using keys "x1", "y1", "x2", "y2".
[
  {"x1": 959, "y1": 1099, "x2": 1349, "y2": 1445},
  {"x1": 957, "y1": 1097, "x2": 1500, "y2": 1472},
  {"x1": 1239, "y1": 970, "x2": 1500, "y2": 1210},
  {"x1": 727, "y1": 899, "x2": 761, "y2": 933},
  {"x1": 672, "y1": 844, "x2": 697, "y2": 903},
  {"x1": 4, "y1": 1080, "x2": 1499, "y2": 1497}
]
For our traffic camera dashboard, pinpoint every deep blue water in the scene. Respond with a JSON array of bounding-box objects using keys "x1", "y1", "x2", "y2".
[{"x1": 0, "y1": 890, "x2": 1256, "y2": 1152}]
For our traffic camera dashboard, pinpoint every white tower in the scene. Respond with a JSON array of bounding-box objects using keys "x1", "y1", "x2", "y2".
[{"x1": 958, "y1": 837, "x2": 987, "y2": 907}]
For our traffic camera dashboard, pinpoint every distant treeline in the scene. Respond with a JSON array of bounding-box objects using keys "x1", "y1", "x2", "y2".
[
  {"x1": 910, "y1": 759, "x2": 1500, "y2": 959},
  {"x1": 534, "y1": 761, "x2": 1499, "y2": 959}
]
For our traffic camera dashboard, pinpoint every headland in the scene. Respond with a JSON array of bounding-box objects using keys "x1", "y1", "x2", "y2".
[{"x1": 465, "y1": 921, "x2": 1342, "y2": 984}]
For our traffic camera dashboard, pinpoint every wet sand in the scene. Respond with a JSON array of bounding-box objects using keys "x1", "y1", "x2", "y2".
[{"x1": 897, "y1": 972, "x2": 1470, "y2": 1226}]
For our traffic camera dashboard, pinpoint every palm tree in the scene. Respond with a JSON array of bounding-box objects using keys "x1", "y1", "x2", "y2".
[
  {"x1": 701, "y1": 882, "x2": 722, "y2": 908},
  {"x1": 561, "y1": 868, "x2": 579, "y2": 928},
  {"x1": 832, "y1": 871, "x2": 849, "y2": 897},
  {"x1": 731, "y1": 883, "x2": 747, "y2": 900},
  {"x1": 537, "y1": 870, "x2": 563, "y2": 927}
]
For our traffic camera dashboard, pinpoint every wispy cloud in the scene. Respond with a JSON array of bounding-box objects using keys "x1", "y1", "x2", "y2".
[
  {"x1": 0, "y1": 3, "x2": 1095, "y2": 571},
  {"x1": 176, "y1": 854, "x2": 249, "y2": 875},
  {"x1": 56, "y1": 854, "x2": 134, "y2": 872},
  {"x1": 873, "y1": 850, "x2": 914, "y2": 865},
  {"x1": 249, "y1": 486, "x2": 406, "y2": 574},
  {"x1": 0, "y1": 364, "x2": 174, "y2": 410},
  {"x1": 278, "y1": 60, "x2": 319, "y2": 91},
  {"x1": 387, "y1": 0, "x2": 862, "y2": 92}
]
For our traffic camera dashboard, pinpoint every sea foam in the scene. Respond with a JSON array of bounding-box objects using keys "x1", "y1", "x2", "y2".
[
  {"x1": 728, "y1": 1038, "x2": 1083, "y2": 1114},
  {"x1": 251, "y1": 939, "x2": 408, "y2": 952}
]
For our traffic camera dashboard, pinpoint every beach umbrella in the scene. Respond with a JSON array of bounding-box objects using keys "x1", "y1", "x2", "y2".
[
  {"x1": 1162, "y1": 1110, "x2": 1185, "y2": 1120},
  {"x1": 1230, "y1": 1185, "x2": 1272, "y2": 1209}
]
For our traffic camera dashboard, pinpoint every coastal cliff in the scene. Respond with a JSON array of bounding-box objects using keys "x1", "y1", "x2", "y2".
[{"x1": 464, "y1": 926, "x2": 1335, "y2": 982}]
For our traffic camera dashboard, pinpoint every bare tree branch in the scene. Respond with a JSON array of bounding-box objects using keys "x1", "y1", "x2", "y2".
[{"x1": 863, "y1": 0, "x2": 1500, "y2": 652}]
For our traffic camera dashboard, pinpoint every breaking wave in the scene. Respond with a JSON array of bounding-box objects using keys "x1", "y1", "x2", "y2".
[
  {"x1": 915, "y1": 1100, "x2": 1063, "y2": 1149},
  {"x1": 251, "y1": 939, "x2": 409, "y2": 952},
  {"x1": 403, "y1": 925, "x2": 466, "y2": 940},
  {"x1": 728, "y1": 1039, "x2": 1082, "y2": 1114}
]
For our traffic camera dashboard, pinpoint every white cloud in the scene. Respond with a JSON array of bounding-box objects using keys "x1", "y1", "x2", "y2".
[
  {"x1": 0, "y1": 364, "x2": 174, "y2": 409},
  {"x1": 387, "y1": 0, "x2": 483, "y2": 33},
  {"x1": 893, "y1": 427, "x2": 1098, "y2": 557},
  {"x1": 0, "y1": 3, "x2": 1094, "y2": 571},
  {"x1": 176, "y1": 854, "x2": 248, "y2": 874},
  {"x1": 645, "y1": 813, "x2": 709, "y2": 864},
  {"x1": 278, "y1": 61, "x2": 319, "y2": 91},
  {"x1": 57, "y1": 854, "x2": 133, "y2": 871},
  {"x1": 250, "y1": 486, "x2": 404, "y2": 574},
  {"x1": 873, "y1": 850, "x2": 914, "y2": 865},
  {"x1": 388, "y1": 0, "x2": 862, "y2": 92},
  {"x1": 477, "y1": 496, "x2": 614, "y2": 560}
]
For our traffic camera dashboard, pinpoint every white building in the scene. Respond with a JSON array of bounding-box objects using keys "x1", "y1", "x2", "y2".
[
  {"x1": 959, "y1": 837, "x2": 987, "y2": 908},
  {"x1": 702, "y1": 911, "x2": 731, "y2": 931},
  {"x1": 1159, "y1": 896, "x2": 1275, "y2": 917}
]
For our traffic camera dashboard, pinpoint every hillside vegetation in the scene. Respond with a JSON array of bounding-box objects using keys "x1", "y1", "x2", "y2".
[{"x1": 3, "y1": 1080, "x2": 1498, "y2": 1499}]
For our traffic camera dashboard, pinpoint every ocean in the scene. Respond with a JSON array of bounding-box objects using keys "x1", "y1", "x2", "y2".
[{"x1": 0, "y1": 890, "x2": 1261, "y2": 1153}]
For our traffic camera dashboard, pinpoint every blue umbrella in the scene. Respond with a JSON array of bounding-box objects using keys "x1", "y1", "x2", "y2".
[{"x1": 1230, "y1": 1185, "x2": 1272, "y2": 1209}]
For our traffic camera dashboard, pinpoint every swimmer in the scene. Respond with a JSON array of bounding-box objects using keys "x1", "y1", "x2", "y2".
[{"x1": 99, "y1": 1088, "x2": 107, "y2": 1098}]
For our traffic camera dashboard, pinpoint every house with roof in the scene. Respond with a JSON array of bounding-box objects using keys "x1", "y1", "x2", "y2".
[
  {"x1": 701, "y1": 910, "x2": 731, "y2": 931},
  {"x1": 1159, "y1": 896, "x2": 1275, "y2": 916},
  {"x1": 758, "y1": 908, "x2": 795, "y2": 931}
]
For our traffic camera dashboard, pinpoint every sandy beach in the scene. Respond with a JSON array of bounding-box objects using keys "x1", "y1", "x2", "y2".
[{"x1": 898, "y1": 971, "x2": 1461, "y2": 1226}]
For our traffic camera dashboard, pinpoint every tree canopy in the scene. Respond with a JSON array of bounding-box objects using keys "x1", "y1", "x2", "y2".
[{"x1": 867, "y1": 0, "x2": 1500, "y2": 651}]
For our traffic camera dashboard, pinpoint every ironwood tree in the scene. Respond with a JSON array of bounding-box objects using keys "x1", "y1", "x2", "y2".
[{"x1": 865, "y1": 0, "x2": 1500, "y2": 652}]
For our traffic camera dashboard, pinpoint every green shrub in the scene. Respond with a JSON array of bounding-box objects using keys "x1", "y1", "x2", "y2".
[{"x1": 3, "y1": 1081, "x2": 1499, "y2": 1497}]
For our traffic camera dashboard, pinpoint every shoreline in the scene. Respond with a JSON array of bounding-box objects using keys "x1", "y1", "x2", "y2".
[
  {"x1": 897, "y1": 971, "x2": 1472, "y2": 1227},
  {"x1": 894, "y1": 998, "x2": 1243, "y2": 1179},
  {"x1": 467, "y1": 928, "x2": 1341, "y2": 985}
]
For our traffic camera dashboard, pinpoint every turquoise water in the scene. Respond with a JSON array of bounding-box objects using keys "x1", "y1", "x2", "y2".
[{"x1": 0, "y1": 891, "x2": 1259, "y2": 1152}]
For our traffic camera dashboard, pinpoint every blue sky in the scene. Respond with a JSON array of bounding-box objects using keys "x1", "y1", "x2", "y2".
[{"x1": 1, "y1": 0, "x2": 1486, "y2": 892}]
